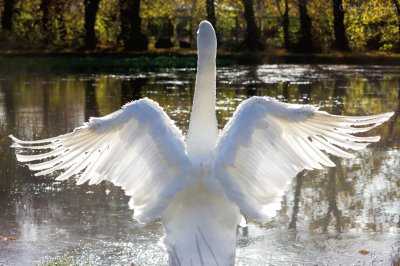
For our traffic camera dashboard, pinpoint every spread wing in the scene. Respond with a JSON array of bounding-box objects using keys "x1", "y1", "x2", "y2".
[
  {"x1": 10, "y1": 98, "x2": 190, "y2": 223},
  {"x1": 212, "y1": 96, "x2": 393, "y2": 222}
]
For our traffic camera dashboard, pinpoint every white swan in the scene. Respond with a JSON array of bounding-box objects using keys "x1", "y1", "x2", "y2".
[{"x1": 10, "y1": 21, "x2": 393, "y2": 266}]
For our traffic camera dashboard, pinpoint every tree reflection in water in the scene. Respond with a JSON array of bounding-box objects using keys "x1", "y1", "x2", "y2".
[{"x1": 0, "y1": 64, "x2": 398, "y2": 265}]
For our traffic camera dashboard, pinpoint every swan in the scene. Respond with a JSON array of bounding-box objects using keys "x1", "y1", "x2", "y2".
[{"x1": 10, "y1": 21, "x2": 393, "y2": 266}]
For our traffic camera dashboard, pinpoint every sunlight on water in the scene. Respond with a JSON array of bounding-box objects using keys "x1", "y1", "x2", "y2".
[{"x1": 0, "y1": 64, "x2": 399, "y2": 265}]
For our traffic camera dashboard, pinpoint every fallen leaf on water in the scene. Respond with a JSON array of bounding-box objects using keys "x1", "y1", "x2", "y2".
[
  {"x1": 2, "y1": 236, "x2": 17, "y2": 241},
  {"x1": 359, "y1": 249, "x2": 369, "y2": 255}
]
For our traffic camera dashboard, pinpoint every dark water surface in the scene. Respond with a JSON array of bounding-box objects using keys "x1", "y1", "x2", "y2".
[{"x1": 0, "y1": 64, "x2": 399, "y2": 265}]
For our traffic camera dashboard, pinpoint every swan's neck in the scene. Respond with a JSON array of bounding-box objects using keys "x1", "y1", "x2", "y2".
[{"x1": 186, "y1": 54, "x2": 218, "y2": 160}]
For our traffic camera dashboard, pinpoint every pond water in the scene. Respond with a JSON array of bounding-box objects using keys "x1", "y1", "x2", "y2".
[{"x1": 0, "y1": 64, "x2": 399, "y2": 265}]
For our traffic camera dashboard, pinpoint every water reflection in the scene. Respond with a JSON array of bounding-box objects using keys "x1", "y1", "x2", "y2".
[{"x1": 0, "y1": 64, "x2": 399, "y2": 265}]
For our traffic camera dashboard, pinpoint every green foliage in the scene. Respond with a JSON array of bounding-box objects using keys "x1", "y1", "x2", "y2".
[
  {"x1": 344, "y1": 0, "x2": 400, "y2": 51},
  {"x1": 308, "y1": 0, "x2": 334, "y2": 52},
  {"x1": 0, "y1": 0, "x2": 400, "y2": 52},
  {"x1": 96, "y1": 0, "x2": 120, "y2": 46}
]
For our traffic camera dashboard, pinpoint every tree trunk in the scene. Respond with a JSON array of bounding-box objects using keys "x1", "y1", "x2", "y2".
[
  {"x1": 1, "y1": 0, "x2": 15, "y2": 31},
  {"x1": 297, "y1": 0, "x2": 313, "y2": 52},
  {"x1": 206, "y1": 0, "x2": 216, "y2": 28},
  {"x1": 241, "y1": 0, "x2": 262, "y2": 51},
  {"x1": 119, "y1": 0, "x2": 148, "y2": 51},
  {"x1": 119, "y1": 0, "x2": 130, "y2": 46},
  {"x1": 282, "y1": 0, "x2": 290, "y2": 50},
  {"x1": 84, "y1": 0, "x2": 101, "y2": 50},
  {"x1": 392, "y1": 0, "x2": 400, "y2": 48},
  {"x1": 40, "y1": 0, "x2": 52, "y2": 43},
  {"x1": 332, "y1": 0, "x2": 349, "y2": 50},
  {"x1": 40, "y1": 0, "x2": 51, "y2": 31}
]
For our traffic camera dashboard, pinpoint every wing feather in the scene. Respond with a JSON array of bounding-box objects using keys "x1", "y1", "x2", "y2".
[
  {"x1": 213, "y1": 96, "x2": 393, "y2": 222},
  {"x1": 10, "y1": 98, "x2": 190, "y2": 223}
]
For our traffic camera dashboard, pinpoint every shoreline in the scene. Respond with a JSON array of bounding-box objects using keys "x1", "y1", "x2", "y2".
[{"x1": 1, "y1": 50, "x2": 400, "y2": 73}]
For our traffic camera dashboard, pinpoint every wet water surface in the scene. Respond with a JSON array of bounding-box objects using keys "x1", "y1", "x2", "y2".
[{"x1": 0, "y1": 64, "x2": 399, "y2": 265}]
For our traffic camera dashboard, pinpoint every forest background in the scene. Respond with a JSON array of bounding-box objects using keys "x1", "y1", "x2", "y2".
[{"x1": 1, "y1": 0, "x2": 400, "y2": 55}]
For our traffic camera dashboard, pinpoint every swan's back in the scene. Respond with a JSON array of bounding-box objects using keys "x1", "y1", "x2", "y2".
[{"x1": 162, "y1": 177, "x2": 240, "y2": 266}]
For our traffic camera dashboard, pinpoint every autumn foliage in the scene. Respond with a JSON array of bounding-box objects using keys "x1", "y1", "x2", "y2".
[{"x1": 0, "y1": 0, "x2": 399, "y2": 52}]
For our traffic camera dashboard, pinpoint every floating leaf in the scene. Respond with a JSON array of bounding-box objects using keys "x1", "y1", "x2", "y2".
[
  {"x1": 2, "y1": 236, "x2": 17, "y2": 242},
  {"x1": 359, "y1": 249, "x2": 369, "y2": 255}
]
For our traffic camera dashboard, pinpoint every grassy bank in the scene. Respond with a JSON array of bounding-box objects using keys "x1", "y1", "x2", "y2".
[
  {"x1": 1, "y1": 50, "x2": 400, "y2": 73},
  {"x1": 267, "y1": 50, "x2": 400, "y2": 65},
  {"x1": 0, "y1": 49, "x2": 237, "y2": 73},
  {"x1": 0, "y1": 54, "x2": 220, "y2": 73}
]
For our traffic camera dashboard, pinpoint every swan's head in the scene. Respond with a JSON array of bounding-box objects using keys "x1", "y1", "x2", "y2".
[{"x1": 197, "y1": 20, "x2": 217, "y2": 58}]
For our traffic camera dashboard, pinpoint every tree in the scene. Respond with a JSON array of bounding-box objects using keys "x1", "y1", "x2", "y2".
[
  {"x1": 241, "y1": 0, "x2": 263, "y2": 51},
  {"x1": 1, "y1": 0, "x2": 15, "y2": 31},
  {"x1": 206, "y1": 0, "x2": 216, "y2": 28},
  {"x1": 297, "y1": 0, "x2": 313, "y2": 52},
  {"x1": 391, "y1": 0, "x2": 400, "y2": 45},
  {"x1": 119, "y1": 0, "x2": 148, "y2": 51},
  {"x1": 40, "y1": 0, "x2": 51, "y2": 32},
  {"x1": 84, "y1": 0, "x2": 101, "y2": 50},
  {"x1": 332, "y1": 0, "x2": 349, "y2": 50},
  {"x1": 275, "y1": 0, "x2": 291, "y2": 50},
  {"x1": 282, "y1": 0, "x2": 290, "y2": 50}
]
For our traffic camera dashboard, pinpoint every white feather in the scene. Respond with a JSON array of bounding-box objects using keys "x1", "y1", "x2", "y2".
[
  {"x1": 11, "y1": 97, "x2": 190, "y2": 223},
  {"x1": 213, "y1": 96, "x2": 393, "y2": 222}
]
